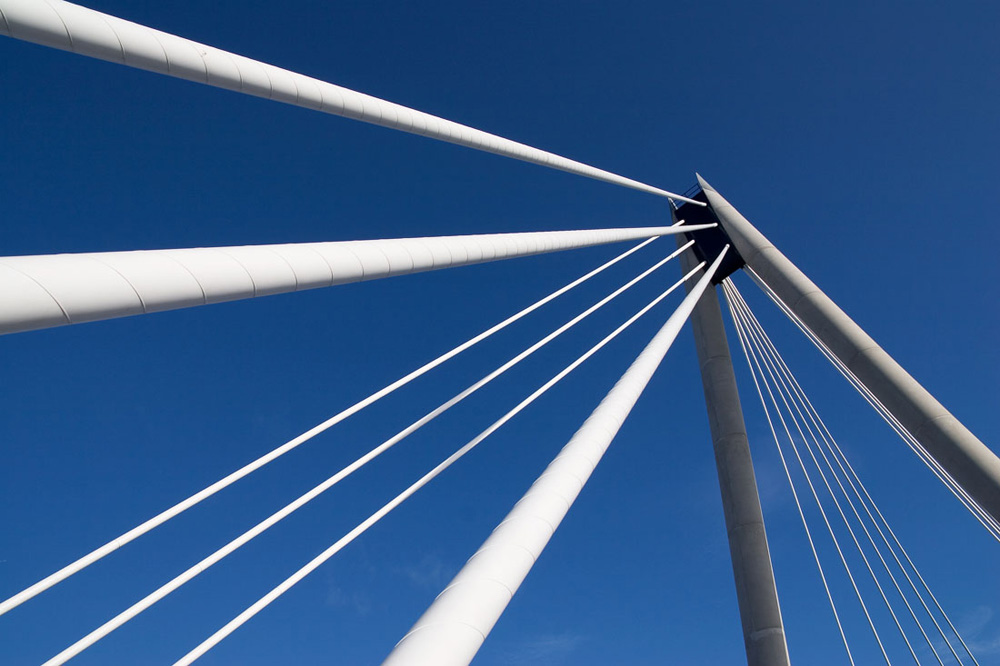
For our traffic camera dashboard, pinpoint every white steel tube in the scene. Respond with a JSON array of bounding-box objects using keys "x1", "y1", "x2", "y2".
[
  {"x1": 0, "y1": 0, "x2": 703, "y2": 205},
  {"x1": 0, "y1": 224, "x2": 713, "y2": 335},
  {"x1": 383, "y1": 246, "x2": 729, "y2": 666}
]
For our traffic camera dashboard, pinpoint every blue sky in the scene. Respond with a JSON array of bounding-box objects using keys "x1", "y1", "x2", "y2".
[{"x1": 1, "y1": 0, "x2": 998, "y2": 664}]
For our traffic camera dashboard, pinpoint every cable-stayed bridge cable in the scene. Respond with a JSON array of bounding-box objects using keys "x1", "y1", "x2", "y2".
[
  {"x1": 744, "y1": 267, "x2": 1000, "y2": 542},
  {"x1": 725, "y1": 279, "x2": 982, "y2": 665},
  {"x1": 736, "y1": 283, "x2": 978, "y2": 665},
  {"x1": 734, "y1": 286, "x2": 892, "y2": 665},
  {"x1": 725, "y1": 282, "x2": 943, "y2": 664},
  {"x1": 745, "y1": 266, "x2": 998, "y2": 534},
  {"x1": 0, "y1": 235, "x2": 671, "y2": 618},
  {"x1": 725, "y1": 281, "x2": 926, "y2": 664},
  {"x1": 732, "y1": 275, "x2": 982, "y2": 664},
  {"x1": 729, "y1": 290, "x2": 893, "y2": 665},
  {"x1": 171, "y1": 256, "x2": 709, "y2": 665},
  {"x1": 722, "y1": 282, "x2": 857, "y2": 666},
  {"x1": 744, "y1": 265, "x2": 1000, "y2": 539},
  {"x1": 39, "y1": 243, "x2": 698, "y2": 665},
  {"x1": 0, "y1": 0, "x2": 703, "y2": 205}
]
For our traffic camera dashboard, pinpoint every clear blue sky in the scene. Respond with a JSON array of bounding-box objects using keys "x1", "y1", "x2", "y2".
[{"x1": 1, "y1": 1, "x2": 998, "y2": 664}]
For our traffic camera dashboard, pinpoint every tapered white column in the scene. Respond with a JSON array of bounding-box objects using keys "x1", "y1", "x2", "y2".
[
  {"x1": 0, "y1": 225, "x2": 716, "y2": 335},
  {"x1": 697, "y1": 174, "x2": 1000, "y2": 526},
  {"x1": 678, "y1": 239, "x2": 788, "y2": 665},
  {"x1": 382, "y1": 246, "x2": 728, "y2": 666},
  {"x1": 0, "y1": 0, "x2": 701, "y2": 204}
]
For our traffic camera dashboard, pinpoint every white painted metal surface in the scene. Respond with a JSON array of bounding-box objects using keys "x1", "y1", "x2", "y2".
[
  {"x1": 382, "y1": 246, "x2": 728, "y2": 666},
  {"x1": 0, "y1": 225, "x2": 713, "y2": 335},
  {"x1": 0, "y1": 0, "x2": 703, "y2": 204}
]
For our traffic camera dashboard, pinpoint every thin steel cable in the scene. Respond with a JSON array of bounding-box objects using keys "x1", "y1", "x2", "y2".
[
  {"x1": 722, "y1": 283, "x2": 856, "y2": 666},
  {"x1": 738, "y1": 273, "x2": 982, "y2": 664},
  {"x1": 40, "y1": 242, "x2": 699, "y2": 665},
  {"x1": 727, "y1": 281, "x2": 966, "y2": 664},
  {"x1": 726, "y1": 281, "x2": 936, "y2": 664},
  {"x1": 0, "y1": 236, "x2": 663, "y2": 618},
  {"x1": 171, "y1": 262, "x2": 707, "y2": 666},
  {"x1": 744, "y1": 267, "x2": 1000, "y2": 541},
  {"x1": 728, "y1": 284, "x2": 894, "y2": 664},
  {"x1": 727, "y1": 281, "x2": 950, "y2": 665},
  {"x1": 824, "y1": 435, "x2": 983, "y2": 666},
  {"x1": 743, "y1": 268, "x2": 998, "y2": 535},
  {"x1": 725, "y1": 281, "x2": 893, "y2": 665},
  {"x1": 745, "y1": 266, "x2": 1000, "y2": 537}
]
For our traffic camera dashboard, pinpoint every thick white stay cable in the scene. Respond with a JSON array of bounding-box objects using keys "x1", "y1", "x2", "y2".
[
  {"x1": 728, "y1": 284, "x2": 894, "y2": 665},
  {"x1": 745, "y1": 267, "x2": 1000, "y2": 542},
  {"x1": 171, "y1": 261, "x2": 708, "y2": 666},
  {"x1": 728, "y1": 281, "x2": 967, "y2": 666},
  {"x1": 0, "y1": 0, "x2": 703, "y2": 205},
  {"x1": 726, "y1": 282, "x2": 927, "y2": 664},
  {"x1": 723, "y1": 280, "x2": 856, "y2": 665},
  {"x1": 0, "y1": 237, "x2": 662, "y2": 618},
  {"x1": 734, "y1": 276, "x2": 981, "y2": 665},
  {"x1": 40, "y1": 243, "x2": 698, "y2": 666}
]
